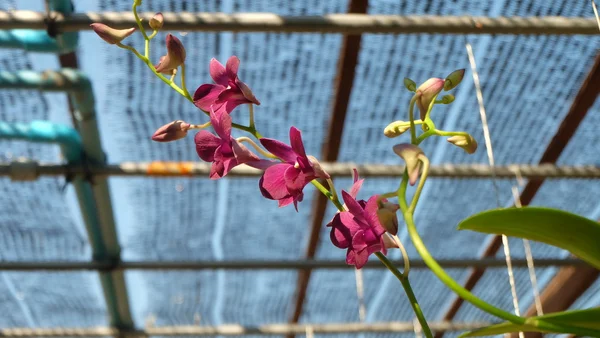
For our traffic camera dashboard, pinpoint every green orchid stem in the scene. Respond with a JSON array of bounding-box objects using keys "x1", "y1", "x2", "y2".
[
  {"x1": 249, "y1": 104, "x2": 256, "y2": 129},
  {"x1": 236, "y1": 137, "x2": 277, "y2": 159},
  {"x1": 189, "y1": 121, "x2": 211, "y2": 129},
  {"x1": 423, "y1": 93, "x2": 439, "y2": 122},
  {"x1": 311, "y1": 180, "x2": 344, "y2": 211},
  {"x1": 376, "y1": 252, "x2": 433, "y2": 338},
  {"x1": 408, "y1": 154, "x2": 429, "y2": 214},
  {"x1": 408, "y1": 95, "x2": 418, "y2": 144},
  {"x1": 435, "y1": 130, "x2": 470, "y2": 138},
  {"x1": 132, "y1": 3, "x2": 149, "y2": 40},
  {"x1": 404, "y1": 211, "x2": 526, "y2": 324},
  {"x1": 397, "y1": 170, "x2": 409, "y2": 213},
  {"x1": 149, "y1": 30, "x2": 158, "y2": 40},
  {"x1": 180, "y1": 64, "x2": 193, "y2": 101}
]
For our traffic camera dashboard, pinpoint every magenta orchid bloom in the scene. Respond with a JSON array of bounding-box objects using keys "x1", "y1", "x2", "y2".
[
  {"x1": 327, "y1": 170, "x2": 388, "y2": 269},
  {"x1": 258, "y1": 127, "x2": 329, "y2": 210},
  {"x1": 194, "y1": 107, "x2": 260, "y2": 179},
  {"x1": 193, "y1": 56, "x2": 260, "y2": 114}
]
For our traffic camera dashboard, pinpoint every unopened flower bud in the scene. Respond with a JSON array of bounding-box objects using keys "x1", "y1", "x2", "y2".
[
  {"x1": 393, "y1": 143, "x2": 424, "y2": 186},
  {"x1": 440, "y1": 94, "x2": 455, "y2": 104},
  {"x1": 149, "y1": 12, "x2": 164, "y2": 30},
  {"x1": 447, "y1": 134, "x2": 477, "y2": 154},
  {"x1": 90, "y1": 23, "x2": 136, "y2": 45},
  {"x1": 415, "y1": 78, "x2": 445, "y2": 120},
  {"x1": 377, "y1": 201, "x2": 399, "y2": 235},
  {"x1": 307, "y1": 155, "x2": 330, "y2": 179},
  {"x1": 151, "y1": 120, "x2": 191, "y2": 142},
  {"x1": 384, "y1": 120, "x2": 411, "y2": 138},
  {"x1": 155, "y1": 34, "x2": 187, "y2": 74},
  {"x1": 444, "y1": 69, "x2": 465, "y2": 91},
  {"x1": 403, "y1": 78, "x2": 416, "y2": 92}
]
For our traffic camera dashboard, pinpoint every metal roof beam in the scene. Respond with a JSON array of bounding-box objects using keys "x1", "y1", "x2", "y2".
[
  {"x1": 0, "y1": 258, "x2": 588, "y2": 271},
  {"x1": 1, "y1": 11, "x2": 599, "y2": 35},
  {"x1": 287, "y1": 1, "x2": 368, "y2": 334},
  {"x1": 5, "y1": 161, "x2": 600, "y2": 179}
]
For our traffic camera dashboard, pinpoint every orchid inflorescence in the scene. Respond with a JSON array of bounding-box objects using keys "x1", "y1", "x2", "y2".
[{"x1": 91, "y1": 2, "x2": 483, "y2": 336}]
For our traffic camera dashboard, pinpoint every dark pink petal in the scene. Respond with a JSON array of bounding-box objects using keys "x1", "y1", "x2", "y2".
[
  {"x1": 217, "y1": 88, "x2": 252, "y2": 111},
  {"x1": 364, "y1": 195, "x2": 386, "y2": 236},
  {"x1": 278, "y1": 196, "x2": 294, "y2": 208},
  {"x1": 246, "y1": 159, "x2": 277, "y2": 170},
  {"x1": 209, "y1": 58, "x2": 228, "y2": 86},
  {"x1": 347, "y1": 248, "x2": 369, "y2": 269},
  {"x1": 209, "y1": 160, "x2": 225, "y2": 180},
  {"x1": 194, "y1": 84, "x2": 226, "y2": 112},
  {"x1": 338, "y1": 211, "x2": 364, "y2": 233},
  {"x1": 210, "y1": 107, "x2": 232, "y2": 140},
  {"x1": 220, "y1": 157, "x2": 238, "y2": 177},
  {"x1": 231, "y1": 139, "x2": 260, "y2": 163},
  {"x1": 259, "y1": 138, "x2": 297, "y2": 163},
  {"x1": 225, "y1": 56, "x2": 240, "y2": 79},
  {"x1": 341, "y1": 190, "x2": 364, "y2": 216},
  {"x1": 327, "y1": 211, "x2": 352, "y2": 249},
  {"x1": 259, "y1": 163, "x2": 293, "y2": 200},
  {"x1": 352, "y1": 230, "x2": 368, "y2": 251},
  {"x1": 235, "y1": 78, "x2": 260, "y2": 105},
  {"x1": 289, "y1": 127, "x2": 307, "y2": 159},
  {"x1": 284, "y1": 166, "x2": 311, "y2": 196},
  {"x1": 194, "y1": 131, "x2": 221, "y2": 162},
  {"x1": 349, "y1": 178, "x2": 364, "y2": 199}
]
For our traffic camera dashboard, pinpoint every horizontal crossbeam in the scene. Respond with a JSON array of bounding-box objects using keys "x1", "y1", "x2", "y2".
[
  {"x1": 4, "y1": 161, "x2": 600, "y2": 179},
  {"x1": 0, "y1": 11, "x2": 598, "y2": 35},
  {"x1": 0, "y1": 321, "x2": 497, "y2": 336},
  {"x1": 0, "y1": 258, "x2": 587, "y2": 271}
]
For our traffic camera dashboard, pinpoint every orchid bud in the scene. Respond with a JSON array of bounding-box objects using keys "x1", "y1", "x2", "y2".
[
  {"x1": 384, "y1": 120, "x2": 411, "y2": 138},
  {"x1": 149, "y1": 12, "x2": 164, "y2": 30},
  {"x1": 307, "y1": 155, "x2": 330, "y2": 179},
  {"x1": 403, "y1": 77, "x2": 416, "y2": 92},
  {"x1": 155, "y1": 34, "x2": 187, "y2": 74},
  {"x1": 440, "y1": 94, "x2": 455, "y2": 104},
  {"x1": 377, "y1": 201, "x2": 399, "y2": 235},
  {"x1": 151, "y1": 120, "x2": 191, "y2": 142},
  {"x1": 447, "y1": 134, "x2": 478, "y2": 154},
  {"x1": 393, "y1": 143, "x2": 424, "y2": 186},
  {"x1": 415, "y1": 78, "x2": 445, "y2": 120},
  {"x1": 90, "y1": 23, "x2": 136, "y2": 45},
  {"x1": 444, "y1": 69, "x2": 466, "y2": 91}
]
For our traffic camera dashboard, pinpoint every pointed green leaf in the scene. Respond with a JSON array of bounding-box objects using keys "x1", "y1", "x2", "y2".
[
  {"x1": 458, "y1": 207, "x2": 600, "y2": 269},
  {"x1": 458, "y1": 322, "x2": 542, "y2": 337},
  {"x1": 459, "y1": 308, "x2": 600, "y2": 337}
]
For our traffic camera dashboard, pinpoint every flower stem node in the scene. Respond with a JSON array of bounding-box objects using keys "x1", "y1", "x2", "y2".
[
  {"x1": 447, "y1": 134, "x2": 478, "y2": 154},
  {"x1": 444, "y1": 69, "x2": 466, "y2": 91},
  {"x1": 393, "y1": 143, "x2": 425, "y2": 186},
  {"x1": 151, "y1": 120, "x2": 191, "y2": 142},
  {"x1": 403, "y1": 77, "x2": 417, "y2": 92},
  {"x1": 90, "y1": 23, "x2": 136, "y2": 45},
  {"x1": 415, "y1": 78, "x2": 445, "y2": 120},
  {"x1": 149, "y1": 12, "x2": 164, "y2": 30},
  {"x1": 383, "y1": 120, "x2": 411, "y2": 138},
  {"x1": 155, "y1": 34, "x2": 187, "y2": 75}
]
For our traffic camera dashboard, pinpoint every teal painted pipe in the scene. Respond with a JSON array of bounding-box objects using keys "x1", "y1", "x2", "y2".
[
  {"x1": 0, "y1": 69, "x2": 133, "y2": 329},
  {"x1": 0, "y1": 120, "x2": 106, "y2": 255},
  {"x1": 0, "y1": 0, "x2": 78, "y2": 53}
]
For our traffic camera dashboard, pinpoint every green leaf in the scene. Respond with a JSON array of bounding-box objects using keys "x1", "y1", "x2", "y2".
[
  {"x1": 459, "y1": 308, "x2": 600, "y2": 337},
  {"x1": 458, "y1": 207, "x2": 600, "y2": 269}
]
